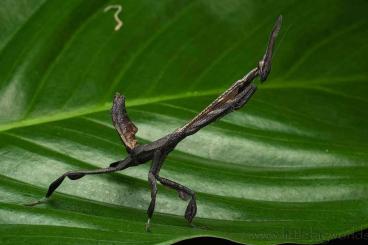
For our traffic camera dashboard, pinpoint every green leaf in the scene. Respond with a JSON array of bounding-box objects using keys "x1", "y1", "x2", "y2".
[{"x1": 1, "y1": 0, "x2": 367, "y2": 244}]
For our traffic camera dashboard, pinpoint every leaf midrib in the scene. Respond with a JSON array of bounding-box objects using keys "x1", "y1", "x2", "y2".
[
  {"x1": 0, "y1": 89, "x2": 222, "y2": 132},
  {"x1": 1, "y1": 74, "x2": 366, "y2": 133}
]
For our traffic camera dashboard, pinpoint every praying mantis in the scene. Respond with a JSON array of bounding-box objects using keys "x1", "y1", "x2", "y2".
[{"x1": 27, "y1": 15, "x2": 282, "y2": 231}]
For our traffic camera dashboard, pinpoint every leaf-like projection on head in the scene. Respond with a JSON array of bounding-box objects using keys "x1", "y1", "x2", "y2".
[{"x1": 112, "y1": 93, "x2": 138, "y2": 152}]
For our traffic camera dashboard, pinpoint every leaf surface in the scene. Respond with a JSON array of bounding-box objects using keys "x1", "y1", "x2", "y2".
[{"x1": 0, "y1": 0, "x2": 368, "y2": 244}]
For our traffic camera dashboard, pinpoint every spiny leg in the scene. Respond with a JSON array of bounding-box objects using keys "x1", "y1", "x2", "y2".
[
  {"x1": 232, "y1": 83, "x2": 257, "y2": 111},
  {"x1": 146, "y1": 149, "x2": 166, "y2": 231},
  {"x1": 156, "y1": 176, "x2": 197, "y2": 224},
  {"x1": 259, "y1": 15, "x2": 282, "y2": 82},
  {"x1": 25, "y1": 158, "x2": 132, "y2": 206}
]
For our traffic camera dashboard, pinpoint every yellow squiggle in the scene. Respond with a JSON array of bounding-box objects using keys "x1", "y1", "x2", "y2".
[{"x1": 104, "y1": 5, "x2": 123, "y2": 31}]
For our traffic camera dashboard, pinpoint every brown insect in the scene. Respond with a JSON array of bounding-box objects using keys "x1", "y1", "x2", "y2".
[{"x1": 27, "y1": 15, "x2": 283, "y2": 231}]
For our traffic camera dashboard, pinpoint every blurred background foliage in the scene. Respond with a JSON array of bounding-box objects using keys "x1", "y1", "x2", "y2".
[{"x1": 0, "y1": 0, "x2": 367, "y2": 244}]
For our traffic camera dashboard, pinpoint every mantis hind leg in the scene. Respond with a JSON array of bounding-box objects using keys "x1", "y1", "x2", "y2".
[{"x1": 25, "y1": 158, "x2": 132, "y2": 206}]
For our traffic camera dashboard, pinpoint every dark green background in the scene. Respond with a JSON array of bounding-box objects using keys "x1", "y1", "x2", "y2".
[{"x1": 0, "y1": 0, "x2": 367, "y2": 244}]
